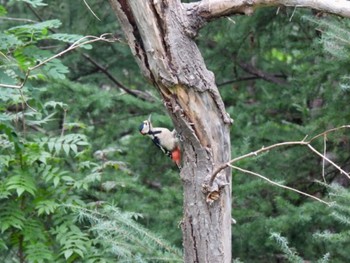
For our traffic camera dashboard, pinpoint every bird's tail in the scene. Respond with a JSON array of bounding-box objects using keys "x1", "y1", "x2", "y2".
[{"x1": 171, "y1": 146, "x2": 181, "y2": 168}]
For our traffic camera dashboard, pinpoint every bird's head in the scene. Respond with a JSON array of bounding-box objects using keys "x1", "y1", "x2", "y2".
[{"x1": 139, "y1": 114, "x2": 152, "y2": 135}]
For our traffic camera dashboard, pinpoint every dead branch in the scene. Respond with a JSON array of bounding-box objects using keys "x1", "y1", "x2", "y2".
[
  {"x1": 82, "y1": 54, "x2": 156, "y2": 102},
  {"x1": 186, "y1": 0, "x2": 350, "y2": 24},
  {"x1": 208, "y1": 125, "x2": 350, "y2": 204},
  {"x1": 229, "y1": 164, "x2": 330, "y2": 206},
  {"x1": 237, "y1": 60, "x2": 287, "y2": 85}
]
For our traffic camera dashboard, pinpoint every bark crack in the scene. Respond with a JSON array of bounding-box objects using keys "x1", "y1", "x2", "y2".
[
  {"x1": 189, "y1": 216, "x2": 199, "y2": 263},
  {"x1": 150, "y1": 2, "x2": 177, "y2": 77}
]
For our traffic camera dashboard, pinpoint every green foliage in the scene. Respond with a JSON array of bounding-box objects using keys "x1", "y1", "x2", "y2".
[{"x1": 0, "y1": 2, "x2": 181, "y2": 262}]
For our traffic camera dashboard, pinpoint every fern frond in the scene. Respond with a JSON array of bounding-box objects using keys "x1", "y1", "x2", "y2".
[
  {"x1": 22, "y1": 219, "x2": 48, "y2": 243},
  {"x1": 0, "y1": 202, "x2": 25, "y2": 232},
  {"x1": 25, "y1": 243, "x2": 54, "y2": 263},
  {"x1": 6, "y1": 173, "x2": 37, "y2": 197}
]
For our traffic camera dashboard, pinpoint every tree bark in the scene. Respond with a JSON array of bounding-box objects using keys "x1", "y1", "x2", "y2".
[{"x1": 108, "y1": 0, "x2": 233, "y2": 262}]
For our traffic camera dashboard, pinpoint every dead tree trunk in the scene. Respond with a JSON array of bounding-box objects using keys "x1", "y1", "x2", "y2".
[{"x1": 108, "y1": 0, "x2": 233, "y2": 262}]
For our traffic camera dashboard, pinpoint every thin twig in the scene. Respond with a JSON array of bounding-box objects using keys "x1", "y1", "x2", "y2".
[
  {"x1": 83, "y1": 0, "x2": 101, "y2": 21},
  {"x1": 229, "y1": 141, "x2": 308, "y2": 164},
  {"x1": 229, "y1": 164, "x2": 330, "y2": 206},
  {"x1": 82, "y1": 53, "x2": 141, "y2": 97},
  {"x1": 322, "y1": 134, "x2": 327, "y2": 183},
  {"x1": 31, "y1": 34, "x2": 115, "y2": 71},
  {"x1": 0, "y1": 83, "x2": 22, "y2": 89},
  {"x1": 307, "y1": 144, "x2": 350, "y2": 180},
  {"x1": 289, "y1": 6, "x2": 297, "y2": 21},
  {"x1": 0, "y1": 17, "x2": 37, "y2": 23},
  {"x1": 210, "y1": 141, "x2": 308, "y2": 185},
  {"x1": 18, "y1": 89, "x2": 37, "y2": 112},
  {"x1": 309, "y1": 125, "x2": 350, "y2": 142},
  {"x1": 61, "y1": 109, "x2": 67, "y2": 137},
  {"x1": 211, "y1": 125, "x2": 350, "y2": 185}
]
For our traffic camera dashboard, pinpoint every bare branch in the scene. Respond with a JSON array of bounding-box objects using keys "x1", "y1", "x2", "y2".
[
  {"x1": 211, "y1": 141, "x2": 308, "y2": 185},
  {"x1": 0, "y1": 83, "x2": 23, "y2": 89},
  {"x1": 186, "y1": 0, "x2": 350, "y2": 24},
  {"x1": 322, "y1": 134, "x2": 327, "y2": 183},
  {"x1": 83, "y1": 0, "x2": 101, "y2": 21},
  {"x1": 218, "y1": 75, "x2": 287, "y2": 87},
  {"x1": 0, "y1": 17, "x2": 37, "y2": 23},
  {"x1": 229, "y1": 164, "x2": 331, "y2": 206},
  {"x1": 32, "y1": 34, "x2": 116, "y2": 71},
  {"x1": 82, "y1": 54, "x2": 156, "y2": 102},
  {"x1": 210, "y1": 125, "x2": 350, "y2": 197},
  {"x1": 309, "y1": 125, "x2": 350, "y2": 142},
  {"x1": 307, "y1": 144, "x2": 350, "y2": 180},
  {"x1": 237, "y1": 60, "x2": 287, "y2": 85}
]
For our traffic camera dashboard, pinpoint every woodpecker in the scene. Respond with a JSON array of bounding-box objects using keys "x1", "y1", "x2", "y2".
[{"x1": 139, "y1": 115, "x2": 181, "y2": 167}]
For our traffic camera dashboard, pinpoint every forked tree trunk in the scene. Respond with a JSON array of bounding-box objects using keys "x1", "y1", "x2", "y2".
[{"x1": 108, "y1": 0, "x2": 233, "y2": 262}]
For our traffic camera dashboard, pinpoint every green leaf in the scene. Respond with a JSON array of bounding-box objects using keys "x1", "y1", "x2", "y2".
[
  {"x1": 63, "y1": 143, "x2": 70, "y2": 156},
  {"x1": 70, "y1": 144, "x2": 78, "y2": 154},
  {"x1": 53, "y1": 176, "x2": 60, "y2": 187},
  {"x1": 64, "y1": 249, "x2": 73, "y2": 259}
]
